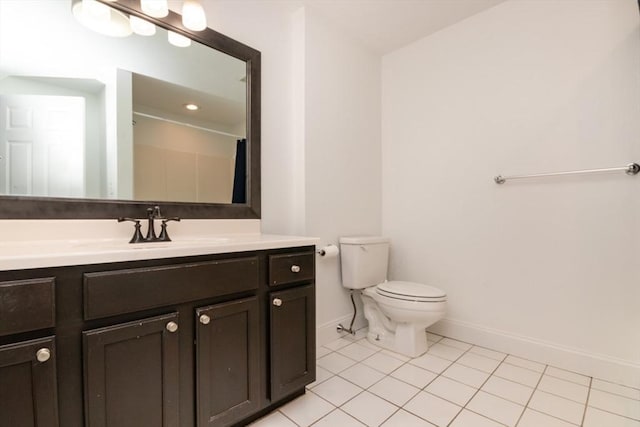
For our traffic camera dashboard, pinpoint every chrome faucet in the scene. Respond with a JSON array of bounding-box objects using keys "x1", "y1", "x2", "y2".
[{"x1": 118, "y1": 205, "x2": 180, "y2": 243}]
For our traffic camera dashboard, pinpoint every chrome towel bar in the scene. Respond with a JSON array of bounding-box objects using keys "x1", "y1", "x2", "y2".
[{"x1": 494, "y1": 162, "x2": 640, "y2": 184}]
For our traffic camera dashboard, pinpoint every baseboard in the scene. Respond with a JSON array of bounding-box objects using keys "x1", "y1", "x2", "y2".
[
  {"x1": 316, "y1": 313, "x2": 367, "y2": 347},
  {"x1": 429, "y1": 318, "x2": 640, "y2": 388}
]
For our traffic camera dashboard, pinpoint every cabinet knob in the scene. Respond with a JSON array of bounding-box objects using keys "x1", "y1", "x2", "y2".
[
  {"x1": 36, "y1": 348, "x2": 51, "y2": 363},
  {"x1": 291, "y1": 265, "x2": 301, "y2": 273},
  {"x1": 166, "y1": 321, "x2": 179, "y2": 333},
  {"x1": 273, "y1": 298, "x2": 283, "y2": 307},
  {"x1": 199, "y1": 314, "x2": 211, "y2": 325}
]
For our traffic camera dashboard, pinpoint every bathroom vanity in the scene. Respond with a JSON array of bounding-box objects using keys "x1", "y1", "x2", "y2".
[{"x1": 0, "y1": 236, "x2": 316, "y2": 427}]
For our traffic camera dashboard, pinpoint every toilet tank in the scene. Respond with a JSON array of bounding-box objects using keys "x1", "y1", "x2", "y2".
[{"x1": 339, "y1": 236, "x2": 390, "y2": 289}]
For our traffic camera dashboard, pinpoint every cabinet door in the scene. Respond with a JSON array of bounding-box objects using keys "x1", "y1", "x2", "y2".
[
  {"x1": 196, "y1": 297, "x2": 260, "y2": 427},
  {"x1": 83, "y1": 313, "x2": 180, "y2": 427},
  {"x1": 0, "y1": 336, "x2": 58, "y2": 427},
  {"x1": 270, "y1": 285, "x2": 315, "y2": 401}
]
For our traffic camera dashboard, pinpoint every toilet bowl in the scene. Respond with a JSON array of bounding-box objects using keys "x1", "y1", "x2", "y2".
[
  {"x1": 340, "y1": 236, "x2": 447, "y2": 357},
  {"x1": 362, "y1": 281, "x2": 446, "y2": 357}
]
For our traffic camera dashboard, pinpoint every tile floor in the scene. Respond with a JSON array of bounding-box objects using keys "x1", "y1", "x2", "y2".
[{"x1": 250, "y1": 332, "x2": 640, "y2": 427}]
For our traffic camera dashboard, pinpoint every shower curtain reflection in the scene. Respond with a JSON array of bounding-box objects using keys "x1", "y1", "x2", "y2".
[{"x1": 232, "y1": 138, "x2": 247, "y2": 204}]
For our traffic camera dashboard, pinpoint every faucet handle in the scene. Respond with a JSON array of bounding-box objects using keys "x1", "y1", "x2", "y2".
[
  {"x1": 161, "y1": 217, "x2": 181, "y2": 224},
  {"x1": 158, "y1": 217, "x2": 181, "y2": 242},
  {"x1": 117, "y1": 217, "x2": 144, "y2": 243},
  {"x1": 148, "y1": 205, "x2": 163, "y2": 219}
]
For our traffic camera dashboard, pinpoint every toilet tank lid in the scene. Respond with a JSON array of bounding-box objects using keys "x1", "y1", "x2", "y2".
[{"x1": 340, "y1": 236, "x2": 390, "y2": 245}]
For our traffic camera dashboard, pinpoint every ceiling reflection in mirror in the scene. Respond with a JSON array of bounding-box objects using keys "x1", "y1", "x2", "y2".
[{"x1": 0, "y1": 0, "x2": 247, "y2": 204}]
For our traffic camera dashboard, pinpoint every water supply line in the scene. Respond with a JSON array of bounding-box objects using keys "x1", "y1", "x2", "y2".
[{"x1": 336, "y1": 290, "x2": 358, "y2": 335}]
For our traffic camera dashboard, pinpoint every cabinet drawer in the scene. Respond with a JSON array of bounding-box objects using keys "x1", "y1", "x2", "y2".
[
  {"x1": 84, "y1": 257, "x2": 259, "y2": 320},
  {"x1": 0, "y1": 278, "x2": 55, "y2": 336},
  {"x1": 268, "y1": 252, "x2": 314, "y2": 287}
]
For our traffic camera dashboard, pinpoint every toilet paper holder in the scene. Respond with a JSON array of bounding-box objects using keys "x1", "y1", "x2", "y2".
[{"x1": 317, "y1": 244, "x2": 339, "y2": 257}]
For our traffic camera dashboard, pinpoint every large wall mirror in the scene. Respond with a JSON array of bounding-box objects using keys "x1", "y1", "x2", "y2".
[{"x1": 0, "y1": 0, "x2": 260, "y2": 218}]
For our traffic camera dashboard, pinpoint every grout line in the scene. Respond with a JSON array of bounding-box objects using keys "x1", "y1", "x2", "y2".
[
  {"x1": 545, "y1": 367, "x2": 592, "y2": 387},
  {"x1": 277, "y1": 408, "x2": 301, "y2": 427},
  {"x1": 533, "y1": 387, "x2": 590, "y2": 406},
  {"x1": 501, "y1": 359, "x2": 547, "y2": 375},
  {"x1": 377, "y1": 407, "x2": 401, "y2": 427},
  {"x1": 521, "y1": 407, "x2": 582, "y2": 426},
  {"x1": 585, "y1": 405, "x2": 640, "y2": 423},
  {"x1": 514, "y1": 364, "x2": 548, "y2": 426},
  {"x1": 590, "y1": 377, "x2": 640, "y2": 394},
  {"x1": 589, "y1": 385, "x2": 640, "y2": 402},
  {"x1": 447, "y1": 345, "x2": 510, "y2": 426}
]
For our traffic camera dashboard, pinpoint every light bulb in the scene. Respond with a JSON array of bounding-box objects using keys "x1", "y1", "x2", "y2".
[
  {"x1": 130, "y1": 15, "x2": 156, "y2": 36},
  {"x1": 83, "y1": 0, "x2": 110, "y2": 21},
  {"x1": 72, "y1": 0, "x2": 132, "y2": 37},
  {"x1": 168, "y1": 30, "x2": 191, "y2": 47},
  {"x1": 140, "y1": 0, "x2": 169, "y2": 18},
  {"x1": 182, "y1": 0, "x2": 207, "y2": 31}
]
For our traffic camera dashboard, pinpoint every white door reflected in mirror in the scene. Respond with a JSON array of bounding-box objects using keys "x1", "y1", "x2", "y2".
[{"x1": 0, "y1": 95, "x2": 85, "y2": 198}]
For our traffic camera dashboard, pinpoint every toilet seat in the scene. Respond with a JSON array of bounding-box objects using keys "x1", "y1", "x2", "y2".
[{"x1": 376, "y1": 281, "x2": 446, "y2": 302}]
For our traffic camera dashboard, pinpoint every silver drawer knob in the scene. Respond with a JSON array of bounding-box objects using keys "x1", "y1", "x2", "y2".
[
  {"x1": 166, "y1": 321, "x2": 179, "y2": 333},
  {"x1": 199, "y1": 314, "x2": 211, "y2": 325},
  {"x1": 273, "y1": 298, "x2": 283, "y2": 307},
  {"x1": 36, "y1": 348, "x2": 51, "y2": 363},
  {"x1": 291, "y1": 265, "x2": 301, "y2": 273}
]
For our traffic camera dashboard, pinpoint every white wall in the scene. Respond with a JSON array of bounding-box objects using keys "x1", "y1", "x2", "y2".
[
  {"x1": 204, "y1": 3, "x2": 382, "y2": 346},
  {"x1": 297, "y1": 8, "x2": 383, "y2": 344},
  {"x1": 382, "y1": 0, "x2": 640, "y2": 385},
  {"x1": 200, "y1": 1, "x2": 300, "y2": 234}
]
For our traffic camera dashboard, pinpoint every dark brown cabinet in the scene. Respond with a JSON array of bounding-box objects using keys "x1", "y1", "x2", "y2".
[
  {"x1": 0, "y1": 336, "x2": 58, "y2": 427},
  {"x1": 0, "y1": 245, "x2": 315, "y2": 427},
  {"x1": 196, "y1": 297, "x2": 260, "y2": 427},
  {"x1": 83, "y1": 313, "x2": 180, "y2": 427},
  {"x1": 269, "y1": 285, "x2": 316, "y2": 401}
]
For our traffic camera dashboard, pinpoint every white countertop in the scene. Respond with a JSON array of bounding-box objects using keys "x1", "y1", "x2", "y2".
[{"x1": 0, "y1": 219, "x2": 319, "y2": 271}]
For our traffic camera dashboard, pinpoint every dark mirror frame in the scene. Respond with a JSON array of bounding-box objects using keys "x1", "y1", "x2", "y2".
[{"x1": 0, "y1": 0, "x2": 260, "y2": 219}]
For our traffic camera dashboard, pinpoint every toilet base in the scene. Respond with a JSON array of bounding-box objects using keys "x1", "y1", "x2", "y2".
[
  {"x1": 361, "y1": 289, "x2": 446, "y2": 358},
  {"x1": 366, "y1": 322, "x2": 430, "y2": 358}
]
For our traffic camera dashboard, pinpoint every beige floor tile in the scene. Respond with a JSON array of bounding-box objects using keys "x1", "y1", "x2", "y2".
[
  {"x1": 425, "y1": 376, "x2": 477, "y2": 406},
  {"x1": 370, "y1": 376, "x2": 421, "y2": 406},
  {"x1": 528, "y1": 390, "x2": 585, "y2": 425},
  {"x1": 404, "y1": 391, "x2": 462, "y2": 426},
  {"x1": 466, "y1": 391, "x2": 524, "y2": 427},
  {"x1": 342, "y1": 391, "x2": 398, "y2": 427}
]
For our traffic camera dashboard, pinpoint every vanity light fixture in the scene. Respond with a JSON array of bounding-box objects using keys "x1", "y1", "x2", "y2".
[
  {"x1": 184, "y1": 103, "x2": 199, "y2": 111},
  {"x1": 130, "y1": 15, "x2": 156, "y2": 36},
  {"x1": 72, "y1": 0, "x2": 132, "y2": 37},
  {"x1": 140, "y1": 0, "x2": 169, "y2": 18},
  {"x1": 168, "y1": 30, "x2": 192, "y2": 47},
  {"x1": 182, "y1": 0, "x2": 207, "y2": 31}
]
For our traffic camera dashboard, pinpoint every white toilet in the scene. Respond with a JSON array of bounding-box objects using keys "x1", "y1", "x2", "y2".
[{"x1": 339, "y1": 236, "x2": 447, "y2": 357}]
